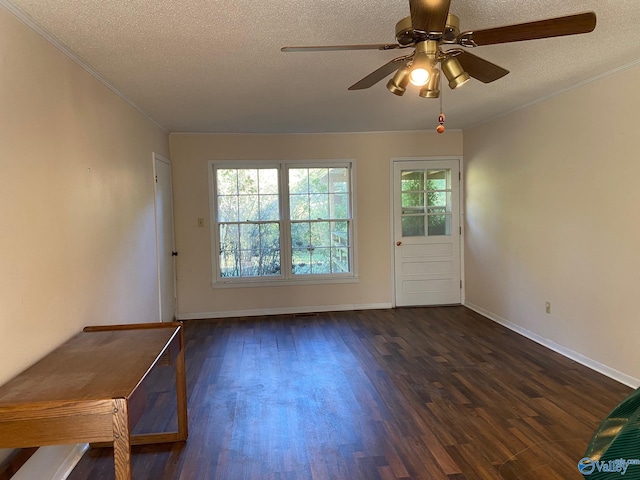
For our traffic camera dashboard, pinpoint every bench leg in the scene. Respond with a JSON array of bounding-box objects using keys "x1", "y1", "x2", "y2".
[
  {"x1": 175, "y1": 330, "x2": 188, "y2": 441},
  {"x1": 112, "y1": 398, "x2": 132, "y2": 480}
]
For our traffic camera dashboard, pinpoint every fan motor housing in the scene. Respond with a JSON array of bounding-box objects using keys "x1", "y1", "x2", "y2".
[
  {"x1": 395, "y1": 14, "x2": 460, "y2": 45},
  {"x1": 443, "y1": 14, "x2": 460, "y2": 43},
  {"x1": 395, "y1": 17, "x2": 415, "y2": 45}
]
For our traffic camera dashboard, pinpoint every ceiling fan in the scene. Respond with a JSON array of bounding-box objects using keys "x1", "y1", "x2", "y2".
[{"x1": 281, "y1": 1, "x2": 596, "y2": 98}]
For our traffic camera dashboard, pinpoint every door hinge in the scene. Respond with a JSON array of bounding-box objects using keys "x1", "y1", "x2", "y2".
[
  {"x1": 459, "y1": 226, "x2": 462, "y2": 235},
  {"x1": 460, "y1": 280, "x2": 463, "y2": 289},
  {"x1": 459, "y1": 171, "x2": 461, "y2": 181},
  {"x1": 155, "y1": 175, "x2": 158, "y2": 183}
]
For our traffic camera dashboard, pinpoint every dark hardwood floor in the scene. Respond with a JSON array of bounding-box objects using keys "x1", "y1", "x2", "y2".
[{"x1": 67, "y1": 306, "x2": 631, "y2": 479}]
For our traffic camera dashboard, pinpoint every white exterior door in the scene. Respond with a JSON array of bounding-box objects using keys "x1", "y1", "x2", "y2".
[
  {"x1": 393, "y1": 159, "x2": 461, "y2": 306},
  {"x1": 154, "y1": 154, "x2": 177, "y2": 322}
]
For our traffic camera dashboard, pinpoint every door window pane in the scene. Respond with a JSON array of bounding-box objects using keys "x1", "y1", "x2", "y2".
[
  {"x1": 401, "y1": 170, "x2": 426, "y2": 238},
  {"x1": 401, "y1": 170, "x2": 425, "y2": 191},
  {"x1": 400, "y1": 168, "x2": 452, "y2": 237},
  {"x1": 402, "y1": 216, "x2": 425, "y2": 237},
  {"x1": 426, "y1": 169, "x2": 452, "y2": 236},
  {"x1": 427, "y1": 215, "x2": 451, "y2": 236}
]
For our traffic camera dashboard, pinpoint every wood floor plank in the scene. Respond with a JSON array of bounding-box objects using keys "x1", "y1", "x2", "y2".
[{"x1": 67, "y1": 306, "x2": 631, "y2": 480}]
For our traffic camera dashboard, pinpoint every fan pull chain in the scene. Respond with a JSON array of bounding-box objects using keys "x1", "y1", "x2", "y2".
[{"x1": 436, "y1": 72, "x2": 445, "y2": 134}]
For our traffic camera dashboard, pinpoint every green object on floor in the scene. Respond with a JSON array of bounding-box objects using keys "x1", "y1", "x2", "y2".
[{"x1": 580, "y1": 388, "x2": 640, "y2": 479}]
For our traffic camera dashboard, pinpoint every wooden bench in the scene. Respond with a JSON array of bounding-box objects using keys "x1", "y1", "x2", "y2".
[{"x1": 0, "y1": 322, "x2": 188, "y2": 480}]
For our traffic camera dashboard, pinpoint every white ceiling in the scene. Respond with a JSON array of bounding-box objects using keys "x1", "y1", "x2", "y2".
[{"x1": 6, "y1": 0, "x2": 640, "y2": 133}]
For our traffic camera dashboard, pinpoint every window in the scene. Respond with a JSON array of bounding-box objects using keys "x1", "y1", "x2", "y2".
[
  {"x1": 400, "y1": 169, "x2": 452, "y2": 237},
  {"x1": 210, "y1": 161, "x2": 355, "y2": 285}
]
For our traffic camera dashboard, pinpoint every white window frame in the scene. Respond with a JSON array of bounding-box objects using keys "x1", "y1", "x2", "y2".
[{"x1": 208, "y1": 159, "x2": 358, "y2": 288}]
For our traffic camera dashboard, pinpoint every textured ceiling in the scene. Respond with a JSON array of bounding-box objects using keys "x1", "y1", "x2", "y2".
[{"x1": 5, "y1": 0, "x2": 640, "y2": 133}]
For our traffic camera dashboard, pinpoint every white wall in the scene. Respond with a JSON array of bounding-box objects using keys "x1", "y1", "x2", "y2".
[
  {"x1": 463, "y1": 63, "x2": 640, "y2": 385},
  {"x1": 0, "y1": 3, "x2": 168, "y2": 462},
  {"x1": 169, "y1": 131, "x2": 463, "y2": 318}
]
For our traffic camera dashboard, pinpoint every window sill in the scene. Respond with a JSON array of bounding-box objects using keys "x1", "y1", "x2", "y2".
[{"x1": 211, "y1": 275, "x2": 359, "y2": 289}]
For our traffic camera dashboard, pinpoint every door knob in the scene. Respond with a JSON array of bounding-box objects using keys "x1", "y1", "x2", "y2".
[{"x1": 396, "y1": 241, "x2": 402, "y2": 246}]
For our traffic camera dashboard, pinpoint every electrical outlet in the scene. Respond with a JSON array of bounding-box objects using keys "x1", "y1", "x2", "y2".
[
  {"x1": 545, "y1": 302, "x2": 551, "y2": 314},
  {"x1": 197, "y1": 218, "x2": 205, "y2": 228}
]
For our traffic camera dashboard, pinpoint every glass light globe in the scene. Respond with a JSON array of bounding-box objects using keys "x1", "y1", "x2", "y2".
[{"x1": 409, "y1": 68, "x2": 430, "y2": 86}]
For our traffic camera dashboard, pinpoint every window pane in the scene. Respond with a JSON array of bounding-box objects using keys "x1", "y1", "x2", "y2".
[
  {"x1": 239, "y1": 250, "x2": 260, "y2": 277},
  {"x1": 308, "y1": 168, "x2": 329, "y2": 193},
  {"x1": 332, "y1": 247, "x2": 349, "y2": 273},
  {"x1": 217, "y1": 169, "x2": 238, "y2": 195},
  {"x1": 427, "y1": 169, "x2": 449, "y2": 190},
  {"x1": 401, "y1": 170, "x2": 424, "y2": 192},
  {"x1": 239, "y1": 195, "x2": 259, "y2": 222},
  {"x1": 427, "y1": 191, "x2": 447, "y2": 207},
  {"x1": 259, "y1": 194, "x2": 279, "y2": 221},
  {"x1": 331, "y1": 221, "x2": 350, "y2": 273},
  {"x1": 331, "y1": 222, "x2": 349, "y2": 246},
  {"x1": 310, "y1": 248, "x2": 331, "y2": 274},
  {"x1": 219, "y1": 224, "x2": 239, "y2": 277},
  {"x1": 260, "y1": 252, "x2": 280, "y2": 276},
  {"x1": 239, "y1": 229, "x2": 258, "y2": 275},
  {"x1": 289, "y1": 169, "x2": 308, "y2": 194},
  {"x1": 329, "y1": 168, "x2": 348, "y2": 193},
  {"x1": 402, "y1": 193, "x2": 425, "y2": 214},
  {"x1": 330, "y1": 194, "x2": 349, "y2": 219},
  {"x1": 291, "y1": 222, "x2": 311, "y2": 249},
  {"x1": 219, "y1": 224, "x2": 239, "y2": 250},
  {"x1": 402, "y1": 216, "x2": 425, "y2": 237},
  {"x1": 428, "y1": 214, "x2": 451, "y2": 236},
  {"x1": 292, "y1": 249, "x2": 311, "y2": 274},
  {"x1": 289, "y1": 194, "x2": 309, "y2": 221},
  {"x1": 240, "y1": 223, "x2": 260, "y2": 252},
  {"x1": 217, "y1": 195, "x2": 238, "y2": 222},
  {"x1": 219, "y1": 250, "x2": 239, "y2": 277},
  {"x1": 310, "y1": 194, "x2": 329, "y2": 219},
  {"x1": 238, "y1": 169, "x2": 258, "y2": 194},
  {"x1": 311, "y1": 222, "x2": 331, "y2": 248},
  {"x1": 259, "y1": 169, "x2": 279, "y2": 195},
  {"x1": 259, "y1": 223, "x2": 281, "y2": 276}
]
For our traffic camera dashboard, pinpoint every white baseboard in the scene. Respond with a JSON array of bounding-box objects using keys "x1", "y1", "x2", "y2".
[
  {"x1": 464, "y1": 302, "x2": 640, "y2": 389},
  {"x1": 177, "y1": 302, "x2": 393, "y2": 320},
  {"x1": 12, "y1": 443, "x2": 88, "y2": 480}
]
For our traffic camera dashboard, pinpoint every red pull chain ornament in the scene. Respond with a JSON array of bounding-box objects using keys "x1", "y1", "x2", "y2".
[
  {"x1": 436, "y1": 76, "x2": 445, "y2": 133},
  {"x1": 436, "y1": 113, "x2": 445, "y2": 134}
]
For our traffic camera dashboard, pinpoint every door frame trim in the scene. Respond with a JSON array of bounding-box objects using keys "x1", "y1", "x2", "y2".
[
  {"x1": 389, "y1": 156, "x2": 465, "y2": 307},
  {"x1": 152, "y1": 152, "x2": 177, "y2": 322}
]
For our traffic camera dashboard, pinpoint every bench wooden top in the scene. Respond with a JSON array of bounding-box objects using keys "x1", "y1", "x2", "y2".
[{"x1": 0, "y1": 325, "x2": 180, "y2": 406}]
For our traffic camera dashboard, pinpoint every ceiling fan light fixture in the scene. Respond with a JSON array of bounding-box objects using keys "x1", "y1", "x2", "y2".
[
  {"x1": 419, "y1": 69, "x2": 440, "y2": 98},
  {"x1": 386, "y1": 65, "x2": 411, "y2": 96},
  {"x1": 408, "y1": 40, "x2": 438, "y2": 87},
  {"x1": 441, "y1": 56, "x2": 470, "y2": 89}
]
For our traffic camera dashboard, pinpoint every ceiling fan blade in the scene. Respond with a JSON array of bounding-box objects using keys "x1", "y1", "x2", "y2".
[
  {"x1": 348, "y1": 56, "x2": 411, "y2": 90},
  {"x1": 409, "y1": 0, "x2": 452, "y2": 35},
  {"x1": 452, "y1": 50, "x2": 509, "y2": 83},
  {"x1": 282, "y1": 44, "x2": 401, "y2": 52},
  {"x1": 457, "y1": 11, "x2": 596, "y2": 47}
]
